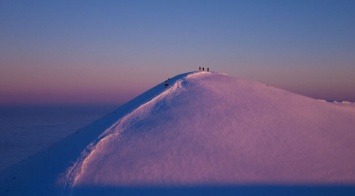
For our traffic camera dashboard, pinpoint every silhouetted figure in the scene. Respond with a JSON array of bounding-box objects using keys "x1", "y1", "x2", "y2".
[
  {"x1": 199, "y1": 67, "x2": 201, "y2": 71},
  {"x1": 164, "y1": 83, "x2": 169, "y2": 87},
  {"x1": 202, "y1": 67, "x2": 204, "y2": 71},
  {"x1": 207, "y1": 68, "x2": 209, "y2": 72}
]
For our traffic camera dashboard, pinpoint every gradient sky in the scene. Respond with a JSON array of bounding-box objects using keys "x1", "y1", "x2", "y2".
[{"x1": 1, "y1": 0, "x2": 355, "y2": 105}]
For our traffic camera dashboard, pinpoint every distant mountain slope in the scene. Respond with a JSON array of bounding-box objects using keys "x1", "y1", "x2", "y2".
[{"x1": 1, "y1": 72, "x2": 355, "y2": 196}]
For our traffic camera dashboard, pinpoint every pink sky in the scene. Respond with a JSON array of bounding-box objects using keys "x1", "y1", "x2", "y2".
[{"x1": 1, "y1": 1, "x2": 354, "y2": 104}]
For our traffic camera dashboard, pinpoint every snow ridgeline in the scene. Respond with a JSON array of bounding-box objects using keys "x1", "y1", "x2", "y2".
[
  {"x1": 65, "y1": 73, "x2": 187, "y2": 190},
  {"x1": 1, "y1": 71, "x2": 355, "y2": 196}
]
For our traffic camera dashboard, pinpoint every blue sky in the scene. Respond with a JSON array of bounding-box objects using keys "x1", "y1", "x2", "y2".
[{"x1": 1, "y1": 0, "x2": 354, "y2": 104}]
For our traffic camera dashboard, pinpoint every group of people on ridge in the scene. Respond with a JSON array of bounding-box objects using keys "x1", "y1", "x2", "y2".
[
  {"x1": 199, "y1": 67, "x2": 209, "y2": 72},
  {"x1": 164, "y1": 67, "x2": 211, "y2": 88}
]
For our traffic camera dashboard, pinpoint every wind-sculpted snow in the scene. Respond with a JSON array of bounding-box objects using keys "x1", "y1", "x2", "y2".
[
  {"x1": 1, "y1": 72, "x2": 355, "y2": 196},
  {"x1": 66, "y1": 75, "x2": 187, "y2": 189}
]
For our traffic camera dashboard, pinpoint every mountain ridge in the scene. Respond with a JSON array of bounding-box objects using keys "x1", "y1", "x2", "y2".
[
  {"x1": 70, "y1": 72, "x2": 355, "y2": 187},
  {"x1": 1, "y1": 71, "x2": 355, "y2": 196}
]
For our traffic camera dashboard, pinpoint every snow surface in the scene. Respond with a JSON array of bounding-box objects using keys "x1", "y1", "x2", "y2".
[{"x1": 1, "y1": 72, "x2": 355, "y2": 195}]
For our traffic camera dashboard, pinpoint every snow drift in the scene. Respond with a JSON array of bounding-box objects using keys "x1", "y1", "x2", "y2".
[{"x1": 1, "y1": 71, "x2": 355, "y2": 195}]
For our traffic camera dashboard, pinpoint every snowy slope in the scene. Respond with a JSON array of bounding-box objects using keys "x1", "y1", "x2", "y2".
[{"x1": 1, "y1": 72, "x2": 355, "y2": 195}]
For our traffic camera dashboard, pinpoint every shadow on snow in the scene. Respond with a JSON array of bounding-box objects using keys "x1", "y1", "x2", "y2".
[{"x1": 72, "y1": 184, "x2": 355, "y2": 196}]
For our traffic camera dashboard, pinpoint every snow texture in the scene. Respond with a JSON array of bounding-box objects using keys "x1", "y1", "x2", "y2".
[{"x1": 1, "y1": 72, "x2": 355, "y2": 195}]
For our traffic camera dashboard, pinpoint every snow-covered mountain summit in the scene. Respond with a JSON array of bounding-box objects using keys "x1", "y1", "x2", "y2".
[{"x1": 2, "y1": 71, "x2": 355, "y2": 195}]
